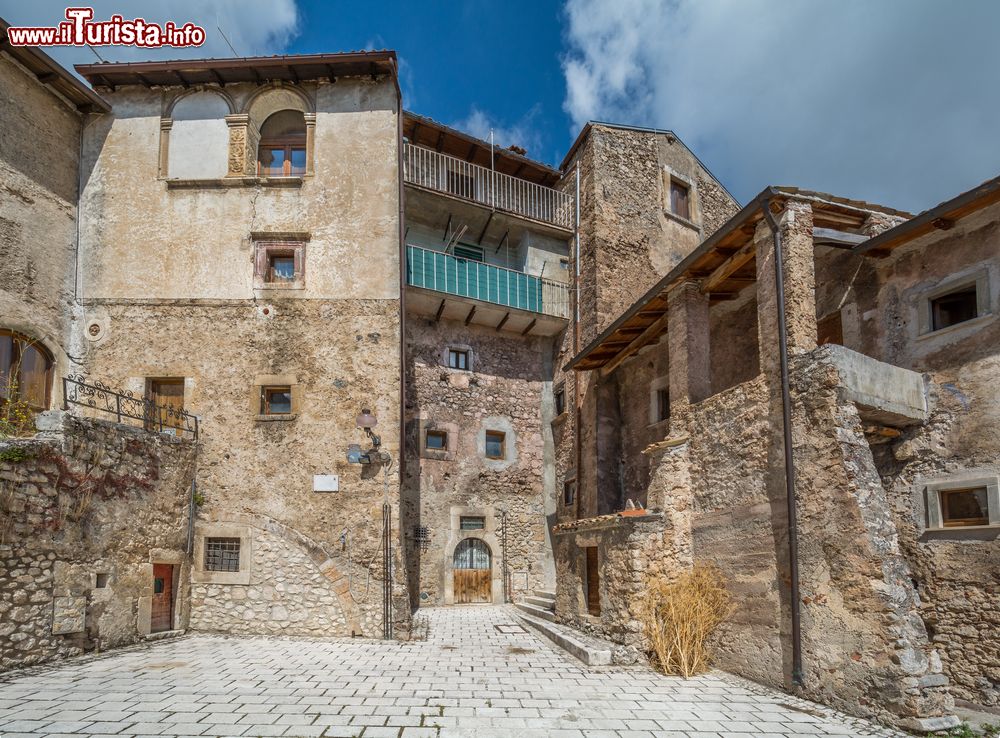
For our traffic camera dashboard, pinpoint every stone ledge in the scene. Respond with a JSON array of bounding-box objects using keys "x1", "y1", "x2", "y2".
[
  {"x1": 552, "y1": 510, "x2": 662, "y2": 535},
  {"x1": 164, "y1": 176, "x2": 304, "y2": 189},
  {"x1": 516, "y1": 610, "x2": 613, "y2": 666}
]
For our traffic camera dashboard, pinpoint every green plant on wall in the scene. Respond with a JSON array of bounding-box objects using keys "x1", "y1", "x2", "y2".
[
  {"x1": 0, "y1": 342, "x2": 41, "y2": 438},
  {"x1": 940, "y1": 723, "x2": 1000, "y2": 738}
]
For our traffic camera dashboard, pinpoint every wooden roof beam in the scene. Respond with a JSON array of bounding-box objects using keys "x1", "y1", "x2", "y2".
[
  {"x1": 600, "y1": 311, "x2": 671, "y2": 376},
  {"x1": 434, "y1": 299, "x2": 446, "y2": 322},
  {"x1": 701, "y1": 240, "x2": 756, "y2": 294}
]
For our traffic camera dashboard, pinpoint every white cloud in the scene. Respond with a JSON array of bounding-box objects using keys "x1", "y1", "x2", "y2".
[
  {"x1": 452, "y1": 106, "x2": 544, "y2": 160},
  {"x1": 561, "y1": 0, "x2": 1000, "y2": 211},
  {"x1": 1, "y1": 1, "x2": 299, "y2": 68}
]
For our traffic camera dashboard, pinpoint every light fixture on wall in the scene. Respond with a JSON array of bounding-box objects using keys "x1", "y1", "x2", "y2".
[{"x1": 346, "y1": 408, "x2": 385, "y2": 465}]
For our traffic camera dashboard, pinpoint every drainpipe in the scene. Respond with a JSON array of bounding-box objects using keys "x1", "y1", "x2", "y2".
[
  {"x1": 573, "y1": 165, "x2": 582, "y2": 519},
  {"x1": 760, "y1": 200, "x2": 804, "y2": 688}
]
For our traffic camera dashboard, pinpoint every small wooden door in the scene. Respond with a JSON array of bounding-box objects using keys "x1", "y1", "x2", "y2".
[
  {"x1": 817, "y1": 311, "x2": 844, "y2": 347},
  {"x1": 453, "y1": 538, "x2": 492, "y2": 604},
  {"x1": 147, "y1": 379, "x2": 185, "y2": 435},
  {"x1": 151, "y1": 563, "x2": 174, "y2": 633},
  {"x1": 585, "y1": 546, "x2": 601, "y2": 616}
]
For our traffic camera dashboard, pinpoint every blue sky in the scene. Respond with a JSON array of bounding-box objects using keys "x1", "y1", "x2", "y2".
[{"x1": 4, "y1": 1, "x2": 1000, "y2": 212}]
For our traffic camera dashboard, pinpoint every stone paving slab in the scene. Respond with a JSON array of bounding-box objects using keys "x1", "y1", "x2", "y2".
[{"x1": 0, "y1": 605, "x2": 908, "y2": 738}]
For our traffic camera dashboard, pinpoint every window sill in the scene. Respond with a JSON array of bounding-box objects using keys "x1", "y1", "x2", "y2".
[
  {"x1": 164, "y1": 176, "x2": 304, "y2": 189},
  {"x1": 255, "y1": 413, "x2": 297, "y2": 422},
  {"x1": 916, "y1": 312, "x2": 994, "y2": 342},
  {"x1": 926, "y1": 524, "x2": 999, "y2": 532},
  {"x1": 255, "y1": 283, "x2": 306, "y2": 291},
  {"x1": 663, "y1": 209, "x2": 700, "y2": 232}
]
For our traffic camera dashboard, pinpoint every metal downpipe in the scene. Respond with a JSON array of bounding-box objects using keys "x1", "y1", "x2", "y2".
[{"x1": 761, "y1": 200, "x2": 804, "y2": 688}]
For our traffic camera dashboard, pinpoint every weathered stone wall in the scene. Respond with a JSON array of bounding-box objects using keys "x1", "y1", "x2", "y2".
[
  {"x1": 846, "y1": 205, "x2": 1000, "y2": 710},
  {"x1": 76, "y1": 76, "x2": 407, "y2": 636},
  {"x1": 0, "y1": 413, "x2": 196, "y2": 671},
  {"x1": 0, "y1": 52, "x2": 83, "y2": 384},
  {"x1": 402, "y1": 317, "x2": 555, "y2": 606}
]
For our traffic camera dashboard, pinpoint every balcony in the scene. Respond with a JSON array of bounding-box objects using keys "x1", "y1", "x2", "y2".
[
  {"x1": 403, "y1": 143, "x2": 575, "y2": 231},
  {"x1": 406, "y1": 245, "x2": 570, "y2": 335}
]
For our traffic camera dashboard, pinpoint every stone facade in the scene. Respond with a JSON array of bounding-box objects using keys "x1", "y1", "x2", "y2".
[
  {"x1": 0, "y1": 413, "x2": 196, "y2": 670},
  {"x1": 402, "y1": 317, "x2": 556, "y2": 606}
]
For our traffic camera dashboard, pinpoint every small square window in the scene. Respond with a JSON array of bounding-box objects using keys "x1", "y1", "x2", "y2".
[
  {"x1": 554, "y1": 386, "x2": 566, "y2": 416},
  {"x1": 940, "y1": 487, "x2": 989, "y2": 527},
  {"x1": 564, "y1": 479, "x2": 576, "y2": 506},
  {"x1": 267, "y1": 252, "x2": 295, "y2": 283},
  {"x1": 670, "y1": 179, "x2": 690, "y2": 220},
  {"x1": 656, "y1": 388, "x2": 670, "y2": 423},
  {"x1": 205, "y1": 537, "x2": 241, "y2": 572},
  {"x1": 485, "y1": 430, "x2": 505, "y2": 460},
  {"x1": 425, "y1": 429, "x2": 448, "y2": 450},
  {"x1": 95, "y1": 573, "x2": 110, "y2": 589},
  {"x1": 931, "y1": 285, "x2": 979, "y2": 331},
  {"x1": 448, "y1": 348, "x2": 469, "y2": 370},
  {"x1": 261, "y1": 386, "x2": 292, "y2": 415},
  {"x1": 460, "y1": 516, "x2": 485, "y2": 530}
]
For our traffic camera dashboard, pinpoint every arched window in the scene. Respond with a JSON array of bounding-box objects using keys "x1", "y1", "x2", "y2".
[
  {"x1": 257, "y1": 110, "x2": 306, "y2": 177},
  {"x1": 0, "y1": 330, "x2": 54, "y2": 410}
]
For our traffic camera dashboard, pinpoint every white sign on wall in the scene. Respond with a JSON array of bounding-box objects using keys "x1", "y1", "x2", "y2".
[{"x1": 313, "y1": 475, "x2": 340, "y2": 493}]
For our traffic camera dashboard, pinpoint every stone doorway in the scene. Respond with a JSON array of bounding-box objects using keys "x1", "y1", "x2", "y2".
[
  {"x1": 151, "y1": 563, "x2": 175, "y2": 633},
  {"x1": 453, "y1": 538, "x2": 492, "y2": 604}
]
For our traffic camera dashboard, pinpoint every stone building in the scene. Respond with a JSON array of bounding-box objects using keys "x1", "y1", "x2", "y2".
[{"x1": 1, "y1": 28, "x2": 997, "y2": 732}]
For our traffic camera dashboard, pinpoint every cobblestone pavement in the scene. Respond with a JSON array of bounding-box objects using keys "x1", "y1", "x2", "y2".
[{"x1": 0, "y1": 605, "x2": 907, "y2": 738}]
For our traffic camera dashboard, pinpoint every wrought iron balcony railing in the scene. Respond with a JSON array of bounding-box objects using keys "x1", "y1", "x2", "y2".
[
  {"x1": 63, "y1": 375, "x2": 199, "y2": 439},
  {"x1": 403, "y1": 143, "x2": 575, "y2": 230},
  {"x1": 407, "y1": 245, "x2": 570, "y2": 319}
]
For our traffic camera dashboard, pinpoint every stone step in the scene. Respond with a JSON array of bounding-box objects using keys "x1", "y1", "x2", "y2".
[
  {"x1": 533, "y1": 589, "x2": 556, "y2": 600},
  {"x1": 514, "y1": 601, "x2": 556, "y2": 622},
  {"x1": 516, "y1": 611, "x2": 613, "y2": 666},
  {"x1": 524, "y1": 595, "x2": 555, "y2": 610}
]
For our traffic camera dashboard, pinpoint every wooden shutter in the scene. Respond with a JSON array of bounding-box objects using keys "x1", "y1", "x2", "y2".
[{"x1": 585, "y1": 546, "x2": 600, "y2": 616}]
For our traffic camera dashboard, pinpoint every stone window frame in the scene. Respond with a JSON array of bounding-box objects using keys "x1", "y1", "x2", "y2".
[
  {"x1": 252, "y1": 373, "x2": 300, "y2": 422},
  {"x1": 192, "y1": 524, "x2": 252, "y2": 585},
  {"x1": 553, "y1": 382, "x2": 568, "y2": 419},
  {"x1": 478, "y1": 418, "x2": 516, "y2": 468},
  {"x1": 648, "y1": 376, "x2": 670, "y2": 426},
  {"x1": 915, "y1": 266, "x2": 993, "y2": 340},
  {"x1": 661, "y1": 166, "x2": 700, "y2": 231},
  {"x1": 418, "y1": 419, "x2": 458, "y2": 461},
  {"x1": 923, "y1": 473, "x2": 1000, "y2": 531},
  {"x1": 442, "y1": 343, "x2": 474, "y2": 372},
  {"x1": 253, "y1": 233, "x2": 310, "y2": 291}
]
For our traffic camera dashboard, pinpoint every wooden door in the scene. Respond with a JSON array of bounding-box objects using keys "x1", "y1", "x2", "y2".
[
  {"x1": 817, "y1": 311, "x2": 844, "y2": 346},
  {"x1": 151, "y1": 563, "x2": 174, "y2": 633},
  {"x1": 453, "y1": 538, "x2": 492, "y2": 604},
  {"x1": 585, "y1": 546, "x2": 601, "y2": 616},
  {"x1": 148, "y1": 379, "x2": 184, "y2": 435}
]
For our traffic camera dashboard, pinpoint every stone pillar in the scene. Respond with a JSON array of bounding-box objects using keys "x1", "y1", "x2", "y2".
[
  {"x1": 755, "y1": 200, "x2": 817, "y2": 374},
  {"x1": 225, "y1": 114, "x2": 250, "y2": 177},
  {"x1": 667, "y1": 281, "x2": 710, "y2": 424},
  {"x1": 304, "y1": 113, "x2": 317, "y2": 176}
]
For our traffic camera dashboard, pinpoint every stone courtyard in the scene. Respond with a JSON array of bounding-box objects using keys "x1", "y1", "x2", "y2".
[{"x1": 0, "y1": 606, "x2": 907, "y2": 738}]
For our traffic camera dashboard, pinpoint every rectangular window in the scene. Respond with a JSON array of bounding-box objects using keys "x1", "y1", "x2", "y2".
[
  {"x1": 656, "y1": 388, "x2": 670, "y2": 423},
  {"x1": 267, "y1": 251, "x2": 296, "y2": 283},
  {"x1": 260, "y1": 386, "x2": 292, "y2": 415},
  {"x1": 940, "y1": 487, "x2": 989, "y2": 527},
  {"x1": 460, "y1": 516, "x2": 485, "y2": 530},
  {"x1": 555, "y1": 386, "x2": 566, "y2": 416},
  {"x1": 563, "y1": 479, "x2": 576, "y2": 506},
  {"x1": 448, "y1": 348, "x2": 469, "y2": 370},
  {"x1": 425, "y1": 429, "x2": 448, "y2": 450},
  {"x1": 931, "y1": 285, "x2": 979, "y2": 331},
  {"x1": 205, "y1": 537, "x2": 241, "y2": 572},
  {"x1": 453, "y1": 244, "x2": 484, "y2": 262},
  {"x1": 485, "y1": 430, "x2": 505, "y2": 460},
  {"x1": 670, "y1": 179, "x2": 690, "y2": 220},
  {"x1": 254, "y1": 240, "x2": 306, "y2": 288}
]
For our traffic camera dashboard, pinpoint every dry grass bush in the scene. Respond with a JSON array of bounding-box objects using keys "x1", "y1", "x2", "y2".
[{"x1": 638, "y1": 564, "x2": 735, "y2": 677}]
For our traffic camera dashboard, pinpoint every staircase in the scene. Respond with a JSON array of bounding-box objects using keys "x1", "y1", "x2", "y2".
[{"x1": 515, "y1": 589, "x2": 556, "y2": 621}]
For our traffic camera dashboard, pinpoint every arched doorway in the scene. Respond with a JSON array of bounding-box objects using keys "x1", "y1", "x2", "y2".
[{"x1": 453, "y1": 538, "x2": 492, "y2": 604}]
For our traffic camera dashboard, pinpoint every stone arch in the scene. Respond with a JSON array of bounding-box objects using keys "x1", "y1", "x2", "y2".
[
  {"x1": 442, "y1": 524, "x2": 503, "y2": 605},
  {"x1": 163, "y1": 89, "x2": 233, "y2": 179},
  {"x1": 0, "y1": 314, "x2": 70, "y2": 409},
  {"x1": 164, "y1": 86, "x2": 236, "y2": 118},
  {"x1": 205, "y1": 511, "x2": 364, "y2": 635},
  {"x1": 242, "y1": 85, "x2": 316, "y2": 177}
]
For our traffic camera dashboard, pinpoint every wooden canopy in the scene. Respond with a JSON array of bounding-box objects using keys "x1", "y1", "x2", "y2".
[{"x1": 568, "y1": 187, "x2": 912, "y2": 372}]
